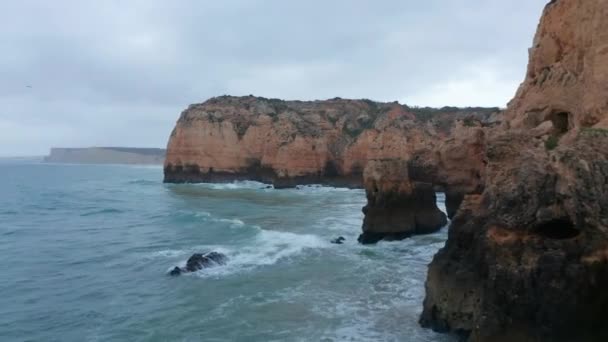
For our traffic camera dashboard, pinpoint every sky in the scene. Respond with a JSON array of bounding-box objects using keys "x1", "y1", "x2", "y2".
[{"x1": 0, "y1": 0, "x2": 548, "y2": 156}]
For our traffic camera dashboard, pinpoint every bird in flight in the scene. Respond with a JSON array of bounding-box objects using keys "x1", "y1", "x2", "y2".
[{"x1": 26, "y1": 85, "x2": 32, "y2": 88}]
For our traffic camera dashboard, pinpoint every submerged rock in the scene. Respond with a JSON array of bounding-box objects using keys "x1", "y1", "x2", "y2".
[
  {"x1": 169, "y1": 252, "x2": 228, "y2": 276},
  {"x1": 169, "y1": 266, "x2": 182, "y2": 276},
  {"x1": 330, "y1": 236, "x2": 346, "y2": 244}
]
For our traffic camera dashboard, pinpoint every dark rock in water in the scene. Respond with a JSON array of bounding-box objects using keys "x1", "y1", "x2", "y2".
[
  {"x1": 169, "y1": 266, "x2": 182, "y2": 276},
  {"x1": 330, "y1": 236, "x2": 346, "y2": 244},
  {"x1": 168, "y1": 252, "x2": 228, "y2": 276},
  {"x1": 357, "y1": 232, "x2": 413, "y2": 245},
  {"x1": 357, "y1": 233, "x2": 384, "y2": 245},
  {"x1": 186, "y1": 252, "x2": 228, "y2": 272},
  {"x1": 264, "y1": 185, "x2": 273, "y2": 189}
]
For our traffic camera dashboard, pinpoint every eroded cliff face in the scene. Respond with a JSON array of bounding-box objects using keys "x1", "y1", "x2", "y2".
[
  {"x1": 356, "y1": 121, "x2": 489, "y2": 242},
  {"x1": 421, "y1": 1, "x2": 608, "y2": 340},
  {"x1": 506, "y1": 0, "x2": 608, "y2": 132},
  {"x1": 164, "y1": 96, "x2": 497, "y2": 188},
  {"x1": 407, "y1": 122, "x2": 488, "y2": 218}
]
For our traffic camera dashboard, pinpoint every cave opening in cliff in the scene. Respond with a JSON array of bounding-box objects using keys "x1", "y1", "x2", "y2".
[
  {"x1": 323, "y1": 160, "x2": 340, "y2": 178},
  {"x1": 533, "y1": 218, "x2": 579, "y2": 240},
  {"x1": 551, "y1": 111, "x2": 571, "y2": 134}
]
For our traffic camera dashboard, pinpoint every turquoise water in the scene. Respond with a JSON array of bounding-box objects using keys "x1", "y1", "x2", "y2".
[{"x1": 0, "y1": 162, "x2": 453, "y2": 342}]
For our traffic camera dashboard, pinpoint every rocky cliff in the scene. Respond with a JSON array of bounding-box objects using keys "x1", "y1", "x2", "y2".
[
  {"x1": 505, "y1": 0, "x2": 608, "y2": 132},
  {"x1": 420, "y1": 1, "x2": 608, "y2": 340},
  {"x1": 164, "y1": 96, "x2": 498, "y2": 188}
]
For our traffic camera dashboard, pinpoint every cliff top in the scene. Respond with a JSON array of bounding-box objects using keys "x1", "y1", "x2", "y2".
[{"x1": 177, "y1": 95, "x2": 501, "y2": 138}]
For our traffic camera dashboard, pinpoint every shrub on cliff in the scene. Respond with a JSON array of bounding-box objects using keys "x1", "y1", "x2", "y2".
[{"x1": 545, "y1": 135, "x2": 559, "y2": 150}]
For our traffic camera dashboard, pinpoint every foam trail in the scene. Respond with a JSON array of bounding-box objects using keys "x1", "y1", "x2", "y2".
[
  {"x1": 205, "y1": 181, "x2": 273, "y2": 190},
  {"x1": 164, "y1": 230, "x2": 329, "y2": 277}
]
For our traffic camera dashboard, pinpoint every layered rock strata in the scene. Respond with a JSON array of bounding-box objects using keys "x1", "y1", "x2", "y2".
[
  {"x1": 421, "y1": 0, "x2": 608, "y2": 340},
  {"x1": 164, "y1": 96, "x2": 497, "y2": 188}
]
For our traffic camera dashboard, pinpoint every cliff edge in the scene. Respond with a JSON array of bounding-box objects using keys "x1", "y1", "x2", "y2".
[{"x1": 163, "y1": 96, "x2": 498, "y2": 188}]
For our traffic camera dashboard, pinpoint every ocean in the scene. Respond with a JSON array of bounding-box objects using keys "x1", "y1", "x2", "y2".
[{"x1": 0, "y1": 162, "x2": 454, "y2": 342}]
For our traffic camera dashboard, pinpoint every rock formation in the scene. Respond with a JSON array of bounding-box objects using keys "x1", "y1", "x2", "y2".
[
  {"x1": 358, "y1": 121, "x2": 488, "y2": 243},
  {"x1": 164, "y1": 96, "x2": 498, "y2": 188},
  {"x1": 164, "y1": 97, "x2": 496, "y2": 241},
  {"x1": 330, "y1": 236, "x2": 346, "y2": 245},
  {"x1": 420, "y1": 0, "x2": 608, "y2": 340},
  {"x1": 407, "y1": 122, "x2": 488, "y2": 219},
  {"x1": 169, "y1": 252, "x2": 228, "y2": 276},
  {"x1": 359, "y1": 160, "x2": 447, "y2": 244},
  {"x1": 505, "y1": 0, "x2": 608, "y2": 132}
]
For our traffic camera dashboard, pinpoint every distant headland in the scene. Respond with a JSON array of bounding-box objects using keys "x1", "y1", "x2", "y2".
[{"x1": 44, "y1": 147, "x2": 166, "y2": 165}]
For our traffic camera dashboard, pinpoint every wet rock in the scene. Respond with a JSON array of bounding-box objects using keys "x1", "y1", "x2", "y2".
[
  {"x1": 330, "y1": 236, "x2": 346, "y2": 244},
  {"x1": 444, "y1": 189, "x2": 465, "y2": 220},
  {"x1": 185, "y1": 252, "x2": 227, "y2": 272},
  {"x1": 169, "y1": 266, "x2": 182, "y2": 276},
  {"x1": 168, "y1": 252, "x2": 228, "y2": 276}
]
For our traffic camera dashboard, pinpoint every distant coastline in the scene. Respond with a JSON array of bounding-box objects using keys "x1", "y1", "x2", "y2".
[{"x1": 44, "y1": 147, "x2": 166, "y2": 165}]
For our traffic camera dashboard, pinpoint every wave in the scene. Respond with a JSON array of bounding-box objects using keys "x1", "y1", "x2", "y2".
[
  {"x1": 175, "y1": 181, "x2": 362, "y2": 193},
  {"x1": 192, "y1": 181, "x2": 274, "y2": 190},
  {"x1": 294, "y1": 184, "x2": 353, "y2": 193},
  {"x1": 80, "y1": 208, "x2": 124, "y2": 216},
  {"x1": 126, "y1": 179, "x2": 159, "y2": 186},
  {"x1": 216, "y1": 218, "x2": 245, "y2": 226},
  {"x1": 435, "y1": 192, "x2": 447, "y2": 214},
  {"x1": 158, "y1": 228, "x2": 327, "y2": 277},
  {"x1": 192, "y1": 211, "x2": 211, "y2": 218},
  {"x1": 174, "y1": 210, "x2": 248, "y2": 228}
]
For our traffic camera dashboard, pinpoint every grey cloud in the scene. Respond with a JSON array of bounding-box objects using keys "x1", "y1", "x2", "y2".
[{"x1": 0, "y1": 0, "x2": 547, "y2": 156}]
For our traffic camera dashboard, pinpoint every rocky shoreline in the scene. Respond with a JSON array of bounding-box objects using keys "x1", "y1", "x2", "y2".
[
  {"x1": 164, "y1": 96, "x2": 495, "y2": 242},
  {"x1": 163, "y1": 0, "x2": 608, "y2": 340}
]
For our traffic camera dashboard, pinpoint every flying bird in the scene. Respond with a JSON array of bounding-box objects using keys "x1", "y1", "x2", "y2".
[{"x1": 26, "y1": 85, "x2": 32, "y2": 88}]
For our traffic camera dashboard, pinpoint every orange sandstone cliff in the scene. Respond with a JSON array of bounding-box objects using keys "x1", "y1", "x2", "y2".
[
  {"x1": 164, "y1": 96, "x2": 497, "y2": 188},
  {"x1": 420, "y1": 1, "x2": 608, "y2": 341}
]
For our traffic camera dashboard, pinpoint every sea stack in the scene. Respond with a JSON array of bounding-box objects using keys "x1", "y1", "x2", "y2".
[
  {"x1": 359, "y1": 159, "x2": 447, "y2": 244},
  {"x1": 420, "y1": 0, "x2": 608, "y2": 341}
]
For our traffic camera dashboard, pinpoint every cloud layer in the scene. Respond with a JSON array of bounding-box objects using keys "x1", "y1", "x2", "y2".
[{"x1": 0, "y1": 0, "x2": 547, "y2": 156}]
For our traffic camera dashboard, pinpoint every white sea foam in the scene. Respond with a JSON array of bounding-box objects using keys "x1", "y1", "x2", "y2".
[
  {"x1": 193, "y1": 211, "x2": 211, "y2": 218},
  {"x1": 187, "y1": 211, "x2": 245, "y2": 227},
  {"x1": 215, "y1": 218, "x2": 245, "y2": 226},
  {"x1": 293, "y1": 184, "x2": 353, "y2": 193},
  {"x1": 151, "y1": 249, "x2": 190, "y2": 259},
  {"x1": 157, "y1": 228, "x2": 327, "y2": 278},
  {"x1": 436, "y1": 192, "x2": 447, "y2": 214},
  {"x1": 184, "y1": 210, "x2": 246, "y2": 227},
  {"x1": 205, "y1": 181, "x2": 273, "y2": 190}
]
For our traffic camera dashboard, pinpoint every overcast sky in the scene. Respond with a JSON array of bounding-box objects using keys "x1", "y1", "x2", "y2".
[{"x1": 0, "y1": 1, "x2": 547, "y2": 156}]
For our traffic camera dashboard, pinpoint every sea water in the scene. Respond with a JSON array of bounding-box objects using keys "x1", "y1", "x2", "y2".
[{"x1": 0, "y1": 161, "x2": 454, "y2": 342}]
